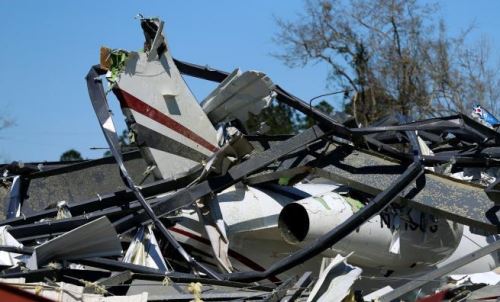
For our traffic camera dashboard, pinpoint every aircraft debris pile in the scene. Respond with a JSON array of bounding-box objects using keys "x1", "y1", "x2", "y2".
[{"x1": 0, "y1": 18, "x2": 499, "y2": 301}]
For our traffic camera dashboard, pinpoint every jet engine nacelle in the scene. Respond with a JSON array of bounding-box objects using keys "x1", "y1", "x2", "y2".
[{"x1": 278, "y1": 192, "x2": 464, "y2": 272}]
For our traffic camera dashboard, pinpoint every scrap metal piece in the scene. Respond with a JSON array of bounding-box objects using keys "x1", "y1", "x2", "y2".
[
  {"x1": 306, "y1": 255, "x2": 362, "y2": 302},
  {"x1": 172, "y1": 59, "x2": 353, "y2": 141},
  {"x1": 77, "y1": 257, "x2": 166, "y2": 275},
  {"x1": 26, "y1": 216, "x2": 122, "y2": 270},
  {"x1": 448, "y1": 270, "x2": 500, "y2": 285},
  {"x1": 280, "y1": 272, "x2": 313, "y2": 302},
  {"x1": 0, "y1": 226, "x2": 26, "y2": 267},
  {"x1": 265, "y1": 275, "x2": 299, "y2": 302},
  {"x1": 8, "y1": 205, "x2": 134, "y2": 242},
  {"x1": 196, "y1": 196, "x2": 232, "y2": 273},
  {"x1": 244, "y1": 166, "x2": 311, "y2": 186},
  {"x1": 363, "y1": 286, "x2": 394, "y2": 301},
  {"x1": 55, "y1": 200, "x2": 72, "y2": 220},
  {"x1": 378, "y1": 239, "x2": 500, "y2": 302},
  {"x1": 472, "y1": 104, "x2": 500, "y2": 128},
  {"x1": 485, "y1": 178, "x2": 500, "y2": 204},
  {"x1": 98, "y1": 270, "x2": 134, "y2": 287},
  {"x1": 201, "y1": 69, "x2": 275, "y2": 126},
  {"x1": 467, "y1": 284, "x2": 500, "y2": 301},
  {"x1": 5, "y1": 176, "x2": 22, "y2": 219},
  {"x1": 123, "y1": 224, "x2": 169, "y2": 271}
]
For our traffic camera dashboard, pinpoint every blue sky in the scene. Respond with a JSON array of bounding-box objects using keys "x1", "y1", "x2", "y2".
[{"x1": 1, "y1": 0, "x2": 499, "y2": 162}]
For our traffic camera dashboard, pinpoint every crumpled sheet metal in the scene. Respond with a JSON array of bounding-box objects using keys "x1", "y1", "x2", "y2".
[
  {"x1": 306, "y1": 254, "x2": 362, "y2": 302},
  {"x1": 123, "y1": 224, "x2": 169, "y2": 272},
  {"x1": 27, "y1": 216, "x2": 122, "y2": 270},
  {"x1": 0, "y1": 226, "x2": 26, "y2": 267}
]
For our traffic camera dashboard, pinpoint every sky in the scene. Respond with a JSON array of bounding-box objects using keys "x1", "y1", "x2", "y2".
[{"x1": 0, "y1": 0, "x2": 499, "y2": 162}]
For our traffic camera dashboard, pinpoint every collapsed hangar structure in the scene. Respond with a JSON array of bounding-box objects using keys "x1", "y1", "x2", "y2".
[{"x1": 0, "y1": 18, "x2": 500, "y2": 301}]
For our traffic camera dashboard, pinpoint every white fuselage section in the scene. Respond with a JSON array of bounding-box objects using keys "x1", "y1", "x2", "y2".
[{"x1": 169, "y1": 183, "x2": 496, "y2": 282}]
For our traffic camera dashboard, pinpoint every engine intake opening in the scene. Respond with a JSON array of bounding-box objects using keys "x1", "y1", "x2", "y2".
[{"x1": 278, "y1": 203, "x2": 309, "y2": 244}]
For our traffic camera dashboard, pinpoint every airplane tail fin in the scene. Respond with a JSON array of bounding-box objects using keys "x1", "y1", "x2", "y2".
[{"x1": 103, "y1": 18, "x2": 218, "y2": 180}]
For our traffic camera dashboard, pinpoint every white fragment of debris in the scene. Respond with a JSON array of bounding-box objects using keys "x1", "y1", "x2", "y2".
[
  {"x1": 307, "y1": 254, "x2": 362, "y2": 302},
  {"x1": 450, "y1": 168, "x2": 497, "y2": 186},
  {"x1": 201, "y1": 69, "x2": 275, "y2": 126},
  {"x1": 389, "y1": 229, "x2": 401, "y2": 255},
  {"x1": 448, "y1": 270, "x2": 500, "y2": 285},
  {"x1": 6, "y1": 175, "x2": 22, "y2": 219},
  {"x1": 102, "y1": 116, "x2": 116, "y2": 133},
  {"x1": 27, "y1": 216, "x2": 122, "y2": 270},
  {"x1": 123, "y1": 224, "x2": 169, "y2": 271},
  {"x1": 0, "y1": 226, "x2": 26, "y2": 267},
  {"x1": 56, "y1": 200, "x2": 72, "y2": 220},
  {"x1": 146, "y1": 20, "x2": 165, "y2": 62},
  {"x1": 363, "y1": 285, "x2": 394, "y2": 301},
  {"x1": 417, "y1": 134, "x2": 435, "y2": 172}
]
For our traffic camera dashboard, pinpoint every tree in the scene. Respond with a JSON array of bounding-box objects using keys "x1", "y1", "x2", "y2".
[
  {"x1": 297, "y1": 100, "x2": 335, "y2": 129},
  {"x1": 247, "y1": 101, "x2": 301, "y2": 134},
  {"x1": 274, "y1": 0, "x2": 500, "y2": 125},
  {"x1": 60, "y1": 149, "x2": 83, "y2": 162},
  {"x1": 246, "y1": 99, "x2": 336, "y2": 134}
]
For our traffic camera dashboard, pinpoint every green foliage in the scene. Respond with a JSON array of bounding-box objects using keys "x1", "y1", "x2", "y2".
[
  {"x1": 60, "y1": 149, "x2": 83, "y2": 162},
  {"x1": 296, "y1": 100, "x2": 334, "y2": 129},
  {"x1": 107, "y1": 50, "x2": 129, "y2": 83},
  {"x1": 247, "y1": 102, "x2": 300, "y2": 135},
  {"x1": 246, "y1": 100, "x2": 335, "y2": 134}
]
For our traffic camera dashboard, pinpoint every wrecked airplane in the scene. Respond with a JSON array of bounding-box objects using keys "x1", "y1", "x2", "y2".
[{"x1": 0, "y1": 17, "x2": 499, "y2": 301}]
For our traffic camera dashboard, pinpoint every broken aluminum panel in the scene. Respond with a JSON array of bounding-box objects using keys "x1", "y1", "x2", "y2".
[
  {"x1": 111, "y1": 19, "x2": 218, "y2": 180},
  {"x1": 201, "y1": 69, "x2": 275, "y2": 127},
  {"x1": 196, "y1": 196, "x2": 232, "y2": 273},
  {"x1": 448, "y1": 270, "x2": 500, "y2": 285},
  {"x1": 280, "y1": 272, "x2": 313, "y2": 302},
  {"x1": 306, "y1": 254, "x2": 362, "y2": 302},
  {"x1": 0, "y1": 226, "x2": 26, "y2": 267},
  {"x1": 122, "y1": 224, "x2": 169, "y2": 272},
  {"x1": 363, "y1": 286, "x2": 394, "y2": 301},
  {"x1": 26, "y1": 216, "x2": 122, "y2": 270},
  {"x1": 5, "y1": 176, "x2": 22, "y2": 220},
  {"x1": 312, "y1": 144, "x2": 500, "y2": 233},
  {"x1": 0, "y1": 185, "x2": 8, "y2": 221}
]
